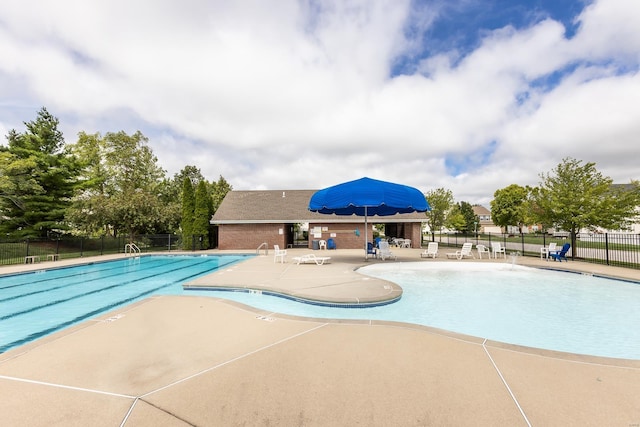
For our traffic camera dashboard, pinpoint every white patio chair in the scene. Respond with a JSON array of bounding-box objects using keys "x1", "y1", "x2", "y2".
[
  {"x1": 476, "y1": 244, "x2": 491, "y2": 259},
  {"x1": 491, "y1": 242, "x2": 506, "y2": 258},
  {"x1": 540, "y1": 242, "x2": 557, "y2": 259},
  {"x1": 273, "y1": 245, "x2": 287, "y2": 263}
]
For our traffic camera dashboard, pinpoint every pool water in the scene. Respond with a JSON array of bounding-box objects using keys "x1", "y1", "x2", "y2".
[
  {"x1": 0, "y1": 255, "x2": 249, "y2": 353},
  {"x1": 189, "y1": 262, "x2": 640, "y2": 360}
]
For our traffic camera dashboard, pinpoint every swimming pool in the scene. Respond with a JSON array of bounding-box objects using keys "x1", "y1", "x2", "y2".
[
  {"x1": 189, "y1": 262, "x2": 640, "y2": 360},
  {"x1": 0, "y1": 254, "x2": 250, "y2": 353}
]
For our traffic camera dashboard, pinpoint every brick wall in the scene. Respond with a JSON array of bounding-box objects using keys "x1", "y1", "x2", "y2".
[
  {"x1": 308, "y1": 222, "x2": 369, "y2": 249},
  {"x1": 218, "y1": 224, "x2": 290, "y2": 250},
  {"x1": 219, "y1": 221, "x2": 424, "y2": 250}
]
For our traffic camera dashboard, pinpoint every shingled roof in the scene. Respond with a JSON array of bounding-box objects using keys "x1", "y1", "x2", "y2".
[{"x1": 211, "y1": 190, "x2": 427, "y2": 224}]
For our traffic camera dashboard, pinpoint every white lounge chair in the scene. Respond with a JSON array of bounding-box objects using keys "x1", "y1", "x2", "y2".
[
  {"x1": 476, "y1": 244, "x2": 491, "y2": 259},
  {"x1": 273, "y1": 245, "x2": 287, "y2": 263},
  {"x1": 491, "y1": 242, "x2": 506, "y2": 258},
  {"x1": 377, "y1": 241, "x2": 397, "y2": 260},
  {"x1": 293, "y1": 254, "x2": 331, "y2": 265},
  {"x1": 540, "y1": 242, "x2": 557, "y2": 259},
  {"x1": 420, "y1": 242, "x2": 438, "y2": 258},
  {"x1": 446, "y1": 242, "x2": 475, "y2": 260}
]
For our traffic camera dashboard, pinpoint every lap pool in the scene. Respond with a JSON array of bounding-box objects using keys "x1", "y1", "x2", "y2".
[
  {"x1": 0, "y1": 254, "x2": 250, "y2": 353},
  {"x1": 193, "y1": 262, "x2": 640, "y2": 360}
]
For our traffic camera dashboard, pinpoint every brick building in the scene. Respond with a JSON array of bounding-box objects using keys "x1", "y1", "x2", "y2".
[{"x1": 210, "y1": 190, "x2": 426, "y2": 250}]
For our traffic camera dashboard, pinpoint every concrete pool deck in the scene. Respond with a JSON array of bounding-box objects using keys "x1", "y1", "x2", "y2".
[{"x1": 1, "y1": 248, "x2": 639, "y2": 426}]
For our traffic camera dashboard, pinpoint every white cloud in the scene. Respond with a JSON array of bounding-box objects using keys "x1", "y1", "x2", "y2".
[{"x1": 0, "y1": 0, "x2": 638, "y2": 207}]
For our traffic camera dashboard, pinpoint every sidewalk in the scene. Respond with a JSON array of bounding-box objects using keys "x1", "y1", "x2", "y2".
[{"x1": 0, "y1": 249, "x2": 639, "y2": 426}]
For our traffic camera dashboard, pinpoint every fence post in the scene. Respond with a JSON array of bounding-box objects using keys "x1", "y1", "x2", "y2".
[
  {"x1": 521, "y1": 233, "x2": 525, "y2": 255},
  {"x1": 80, "y1": 237, "x2": 84, "y2": 257},
  {"x1": 26, "y1": 238, "x2": 30, "y2": 257},
  {"x1": 605, "y1": 233, "x2": 610, "y2": 266}
]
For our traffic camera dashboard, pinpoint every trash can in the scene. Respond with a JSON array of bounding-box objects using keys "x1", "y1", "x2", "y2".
[{"x1": 312, "y1": 240, "x2": 320, "y2": 250}]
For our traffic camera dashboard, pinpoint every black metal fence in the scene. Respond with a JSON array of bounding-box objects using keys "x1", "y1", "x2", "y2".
[
  {"x1": 0, "y1": 234, "x2": 188, "y2": 266},
  {"x1": 425, "y1": 232, "x2": 640, "y2": 270}
]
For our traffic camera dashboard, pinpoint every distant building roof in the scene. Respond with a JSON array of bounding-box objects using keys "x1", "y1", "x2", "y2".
[
  {"x1": 472, "y1": 205, "x2": 491, "y2": 216},
  {"x1": 211, "y1": 190, "x2": 427, "y2": 224}
]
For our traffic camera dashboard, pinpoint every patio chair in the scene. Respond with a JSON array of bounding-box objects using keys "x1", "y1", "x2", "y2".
[
  {"x1": 318, "y1": 240, "x2": 327, "y2": 250},
  {"x1": 446, "y1": 242, "x2": 475, "y2": 260},
  {"x1": 367, "y1": 242, "x2": 377, "y2": 259},
  {"x1": 476, "y1": 244, "x2": 491, "y2": 259},
  {"x1": 420, "y1": 242, "x2": 438, "y2": 258},
  {"x1": 293, "y1": 254, "x2": 331, "y2": 265},
  {"x1": 491, "y1": 242, "x2": 506, "y2": 258},
  {"x1": 273, "y1": 245, "x2": 287, "y2": 263},
  {"x1": 377, "y1": 241, "x2": 397, "y2": 260},
  {"x1": 549, "y1": 243, "x2": 571, "y2": 262},
  {"x1": 540, "y1": 242, "x2": 557, "y2": 259}
]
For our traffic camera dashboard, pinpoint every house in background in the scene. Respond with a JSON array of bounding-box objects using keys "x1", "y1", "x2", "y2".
[
  {"x1": 210, "y1": 190, "x2": 427, "y2": 250},
  {"x1": 472, "y1": 205, "x2": 501, "y2": 234}
]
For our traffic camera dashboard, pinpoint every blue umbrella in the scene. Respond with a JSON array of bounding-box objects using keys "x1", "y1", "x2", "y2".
[{"x1": 309, "y1": 177, "x2": 430, "y2": 260}]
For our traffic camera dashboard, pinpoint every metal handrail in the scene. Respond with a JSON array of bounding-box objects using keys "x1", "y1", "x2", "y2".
[
  {"x1": 256, "y1": 242, "x2": 268, "y2": 255},
  {"x1": 124, "y1": 243, "x2": 141, "y2": 255}
]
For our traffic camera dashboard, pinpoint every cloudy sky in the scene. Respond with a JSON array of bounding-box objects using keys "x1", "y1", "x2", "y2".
[{"x1": 1, "y1": 0, "x2": 638, "y2": 205}]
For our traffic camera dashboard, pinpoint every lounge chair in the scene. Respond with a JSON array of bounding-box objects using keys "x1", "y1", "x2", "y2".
[
  {"x1": 476, "y1": 244, "x2": 491, "y2": 259},
  {"x1": 446, "y1": 242, "x2": 475, "y2": 260},
  {"x1": 549, "y1": 243, "x2": 570, "y2": 262},
  {"x1": 540, "y1": 242, "x2": 557, "y2": 259},
  {"x1": 491, "y1": 242, "x2": 506, "y2": 258},
  {"x1": 293, "y1": 254, "x2": 331, "y2": 265},
  {"x1": 377, "y1": 241, "x2": 397, "y2": 260},
  {"x1": 420, "y1": 242, "x2": 438, "y2": 258},
  {"x1": 273, "y1": 245, "x2": 287, "y2": 263}
]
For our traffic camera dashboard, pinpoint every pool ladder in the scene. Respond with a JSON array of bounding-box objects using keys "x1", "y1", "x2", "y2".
[
  {"x1": 256, "y1": 242, "x2": 268, "y2": 255},
  {"x1": 125, "y1": 243, "x2": 141, "y2": 255}
]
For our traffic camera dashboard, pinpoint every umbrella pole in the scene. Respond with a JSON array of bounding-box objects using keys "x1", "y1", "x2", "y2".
[{"x1": 364, "y1": 207, "x2": 368, "y2": 261}]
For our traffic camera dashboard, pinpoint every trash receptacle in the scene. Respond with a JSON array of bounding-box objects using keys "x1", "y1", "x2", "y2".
[{"x1": 312, "y1": 240, "x2": 320, "y2": 250}]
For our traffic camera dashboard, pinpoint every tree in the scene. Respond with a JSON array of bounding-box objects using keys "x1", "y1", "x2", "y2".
[
  {"x1": 490, "y1": 184, "x2": 533, "y2": 233},
  {"x1": 424, "y1": 188, "x2": 454, "y2": 240},
  {"x1": 210, "y1": 175, "x2": 232, "y2": 213},
  {"x1": 193, "y1": 180, "x2": 212, "y2": 249},
  {"x1": 532, "y1": 157, "x2": 640, "y2": 253},
  {"x1": 67, "y1": 130, "x2": 167, "y2": 238},
  {"x1": 459, "y1": 201, "x2": 477, "y2": 234},
  {"x1": 0, "y1": 108, "x2": 79, "y2": 237},
  {"x1": 444, "y1": 204, "x2": 466, "y2": 232},
  {"x1": 181, "y1": 177, "x2": 195, "y2": 249}
]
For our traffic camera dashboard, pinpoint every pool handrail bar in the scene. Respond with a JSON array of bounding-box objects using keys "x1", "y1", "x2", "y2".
[
  {"x1": 125, "y1": 243, "x2": 141, "y2": 255},
  {"x1": 256, "y1": 242, "x2": 268, "y2": 255}
]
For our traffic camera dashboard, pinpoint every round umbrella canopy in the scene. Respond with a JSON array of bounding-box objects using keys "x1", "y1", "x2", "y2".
[{"x1": 308, "y1": 177, "x2": 430, "y2": 259}]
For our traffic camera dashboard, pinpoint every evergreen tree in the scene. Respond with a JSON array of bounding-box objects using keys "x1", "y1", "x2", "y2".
[
  {"x1": 193, "y1": 180, "x2": 211, "y2": 249},
  {"x1": 0, "y1": 108, "x2": 79, "y2": 237},
  {"x1": 181, "y1": 177, "x2": 195, "y2": 249}
]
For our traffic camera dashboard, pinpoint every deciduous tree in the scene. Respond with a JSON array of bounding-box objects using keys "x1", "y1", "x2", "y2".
[
  {"x1": 532, "y1": 157, "x2": 640, "y2": 253},
  {"x1": 424, "y1": 188, "x2": 454, "y2": 240}
]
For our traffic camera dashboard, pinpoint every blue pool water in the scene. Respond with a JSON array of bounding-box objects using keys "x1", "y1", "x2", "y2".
[
  {"x1": 189, "y1": 262, "x2": 640, "y2": 360},
  {"x1": 0, "y1": 255, "x2": 250, "y2": 353}
]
